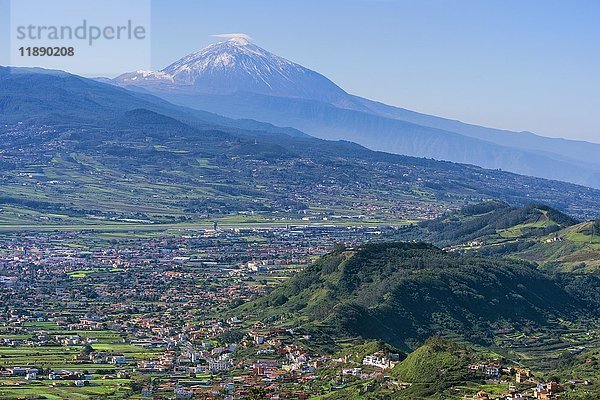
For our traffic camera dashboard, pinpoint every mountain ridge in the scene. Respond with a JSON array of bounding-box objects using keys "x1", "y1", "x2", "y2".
[
  {"x1": 3, "y1": 66, "x2": 600, "y2": 225},
  {"x1": 109, "y1": 38, "x2": 600, "y2": 188},
  {"x1": 393, "y1": 201, "x2": 600, "y2": 272}
]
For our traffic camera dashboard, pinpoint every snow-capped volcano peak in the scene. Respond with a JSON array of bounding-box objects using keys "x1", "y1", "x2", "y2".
[
  {"x1": 160, "y1": 37, "x2": 300, "y2": 86},
  {"x1": 113, "y1": 37, "x2": 356, "y2": 106},
  {"x1": 224, "y1": 36, "x2": 251, "y2": 46}
]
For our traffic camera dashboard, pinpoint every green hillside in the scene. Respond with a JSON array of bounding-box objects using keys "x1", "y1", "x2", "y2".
[
  {"x1": 390, "y1": 337, "x2": 477, "y2": 398},
  {"x1": 396, "y1": 202, "x2": 599, "y2": 272},
  {"x1": 517, "y1": 221, "x2": 600, "y2": 272},
  {"x1": 235, "y1": 242, "x2": 599, "y2": 349},
  {"x1": 314, "y1": 338, "x2": 480, "y2": 399},
  {"x1": 402, "y1": 201, "x2": 577, "y2": 245}
]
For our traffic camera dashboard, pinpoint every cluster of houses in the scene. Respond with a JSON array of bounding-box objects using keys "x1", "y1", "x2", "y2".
[
  {"x1": 1, "y1": 367, "x2": 93, "y2": 387},
  {"x1": 1, "y1": 367, "x2": 39, "y2": 381},
  {"x1": 0, "y1": 225, "x2": 404, "y2": 398},
  {"x1": 462, "y1": 364, "x2": 594, "y2": 400},
  {"x1": 1, "y1": 224, "x2": 597, "y2": 398}
]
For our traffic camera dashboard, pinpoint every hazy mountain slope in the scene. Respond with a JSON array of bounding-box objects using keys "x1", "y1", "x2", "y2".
[
  {"x1": 0, "y1": 66, "x2": 308, "y2": 139},
  {"x1": 355, "y1": 95, "x2": 600, "y2": 168},
  {"x1": 109, "y1": 38, "x2": 600, "y2": 188},
  {"x1": 146, "y1": 91, "x2": 600, "y2": 188},
  {"x1": 3, "y1": 67, "x2": 600, "y2": 225}
]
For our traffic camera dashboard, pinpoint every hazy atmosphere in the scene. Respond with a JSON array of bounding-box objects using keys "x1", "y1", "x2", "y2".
[
  {"x1": 153, "y1": 0, "x2": 600, "y2": 143},
  {"x1": 2, "y1": 0, "x2": 599, "y2": 142}
]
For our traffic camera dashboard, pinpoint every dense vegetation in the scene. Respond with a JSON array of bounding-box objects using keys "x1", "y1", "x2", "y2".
[
  {"x1": 403, "y1": 201, "x2": 577, "y2": 245},
  {"x1": 236, "y1": 242, "x2": 600, "y2": 349},
  {"x1": 390, "y1": 337, "x2": 478, "y2": 398},
  {"x1": 393, "y1": 201, "x2": 600, "y2": 272}
]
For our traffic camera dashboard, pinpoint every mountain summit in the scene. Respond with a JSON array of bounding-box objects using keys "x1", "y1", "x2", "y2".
[
  {"x1": 111, "y1": 38, "x2": 600, "y2": 189},
  {"x1": 114, "y1": 37, "x2": 358, "y2": 108}
]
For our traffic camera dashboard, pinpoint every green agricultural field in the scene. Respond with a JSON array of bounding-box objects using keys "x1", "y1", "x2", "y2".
[
  {"x1": 0, "y1": 325, "x2": 164, "y2": 399},
  {"x1": 0, "y1": 378, "x2": 133, "y2": 399},
  {"x1": 0, "y1": 342, "x2": 160, "y2": 369}
]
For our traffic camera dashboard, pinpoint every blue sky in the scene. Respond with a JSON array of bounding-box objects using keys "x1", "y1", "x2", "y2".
[{"x1": 1, "y1": 0, "x2": 598, "y2": 143}]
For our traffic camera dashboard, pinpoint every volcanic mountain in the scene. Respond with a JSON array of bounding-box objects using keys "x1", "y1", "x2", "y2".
[
  {"x1": 114, "y1": 36, "x2": 360, "y2": 108},
  {"x1": 112, "y1": 37, "x2": 600, "y2": 188}
]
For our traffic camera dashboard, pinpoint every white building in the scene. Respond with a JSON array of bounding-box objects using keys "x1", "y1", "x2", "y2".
[
  {"x1": 209, "y1": 359, "x2": 230, "y2": 372},
  {"x1": 111, "y1": 355, "x2": 127, "y2": 364},
  {"x1": 362, "y1": 355, "x2": 391, "y2": 369}
]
